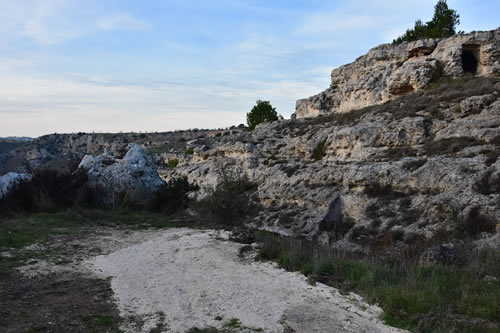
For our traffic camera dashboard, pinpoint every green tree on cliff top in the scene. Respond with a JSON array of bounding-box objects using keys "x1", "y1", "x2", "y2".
[{"x1": 393, "y1": 0, "x2": 460, "y2": 44}]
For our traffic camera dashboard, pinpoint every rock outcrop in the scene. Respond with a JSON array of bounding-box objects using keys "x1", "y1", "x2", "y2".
[
  {"x1": 0, "y1": 172, "x2": 30, "y2": 198},
  {"x1": 78, "y1": 143, "x2": 165, "y2": 205},
  {"x1": 163, "y1": 75, "x2": 500, "y2": 252},
  {"x1": 296, "y1": 29, "x2": 500, "y2": 118}
]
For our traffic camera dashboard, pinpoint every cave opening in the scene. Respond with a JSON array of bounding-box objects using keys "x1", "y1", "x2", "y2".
[{"x1": 461, "y1": 45, "x2": 480, "y2": 75}]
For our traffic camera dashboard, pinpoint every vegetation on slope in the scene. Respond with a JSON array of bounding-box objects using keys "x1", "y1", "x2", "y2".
[
  {"x1": 393, "y1": 0, "x2": 461, "y2": 44},
  {"x1": 256, "y1": 231, "x2": 500, "y2": 333}
]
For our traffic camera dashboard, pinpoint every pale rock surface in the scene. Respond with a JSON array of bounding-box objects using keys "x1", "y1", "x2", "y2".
[
  {"x1": 78, "y1": 143, "x2": 164, "y2": 205},
  {"x1": 162, "y1": 77, "x2": 500, "y2": 251},
  {"x1": 296, "y1": 29, "x2": 500, "y2": 118},
  {"x1": 0, "y1": 172, "x2": 31, "y2": 198}
]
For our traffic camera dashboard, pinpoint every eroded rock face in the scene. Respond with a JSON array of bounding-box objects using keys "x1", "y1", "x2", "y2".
[
  {"x1": 78, "y1": 143, "x2": 164, "y2": 205},
  {"x1": 296, "y1": 29, "x2": 500, "y2": 118},
  {"x1": 162, "y1": 76, "x2": 500, "y2": 251},
  {"x1": 0, "y1": 172, "x2": 31, "y2": 198}
]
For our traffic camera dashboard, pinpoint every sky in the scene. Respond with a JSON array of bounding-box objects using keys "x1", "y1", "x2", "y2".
[{"x1": 0, "y1": 0, "x2": 498, "y2": 137}]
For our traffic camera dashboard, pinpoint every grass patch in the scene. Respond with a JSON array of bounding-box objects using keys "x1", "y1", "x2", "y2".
[
  {"x1": 0, "y1": 208, "x2": 191, "y2": 250},
  {"x1": 82, "y1": 315, "x2": 119, "y2": 333},
  {"x1": 255, "y1": 231, "x2": 500, "y2": 332}
]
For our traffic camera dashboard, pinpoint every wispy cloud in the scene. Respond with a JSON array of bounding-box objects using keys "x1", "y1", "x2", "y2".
[
  {"x1": 0, "y1": 0, "x2": 84, "y2": 44},
  {"x1": 96, "y1": 13, "x2": 152, "y2": 31}
]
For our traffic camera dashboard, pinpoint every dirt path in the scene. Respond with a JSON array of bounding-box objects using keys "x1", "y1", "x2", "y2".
[{"x1": 86, "y1": 228, "x2": 407, "y2": 333}]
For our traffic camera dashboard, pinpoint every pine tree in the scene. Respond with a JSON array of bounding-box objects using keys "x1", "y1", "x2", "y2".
[
  {"x1": 246, "y1": 100, "x2": 278, "y2": 130},
  {"x1": 393, "y1": 0, "x2": 460, "y2": 44}
]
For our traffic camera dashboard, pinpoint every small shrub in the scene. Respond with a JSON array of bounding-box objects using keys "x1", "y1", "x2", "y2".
[
  {"x1": 473, "y1": 169, "x2": 500, "y2": 195},
  {"x1": 198, "y1": 162, "x2": 258, "y2": 225},
  {"x1": 185, "y1": 146, "x2": 194, "y2": 155},
  {"x1": 168, "y1": 159, "x2": 179, "y2": 168},
  {"x1": 457, "y1": 207, "x2": 495, "y2": 237},
  {"x1": 150, "y1": 176, "x2": 199, "y2": 214}
]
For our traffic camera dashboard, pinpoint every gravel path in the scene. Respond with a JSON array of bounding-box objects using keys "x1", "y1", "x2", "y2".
[{"x1": 86, "y1": 228, "x2": 407, "y2": 333}]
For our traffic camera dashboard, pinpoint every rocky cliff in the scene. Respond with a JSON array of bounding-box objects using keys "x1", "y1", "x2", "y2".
[
  {"x1": 3, "y1": 30, "x2": 499, "y2": 256},
  {"x1": 296, "y1": 29, "x2": 500, "y2": 119},
  {"x1": 164, "y1": 74, "x2": 500, "y2": 254}
]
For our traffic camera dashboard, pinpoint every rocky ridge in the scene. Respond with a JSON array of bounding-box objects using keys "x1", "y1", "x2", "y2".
[
  {"x1": 163, "y1": 75, "x2": 500, "y2": 253},
  {"x1": 296, "y1": 28, "x2": 500, "y2": 118}
]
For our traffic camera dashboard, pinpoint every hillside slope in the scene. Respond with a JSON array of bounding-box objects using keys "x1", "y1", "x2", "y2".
[{"x1": 165, "y1": 75, "x2": 500, "y2": 255}]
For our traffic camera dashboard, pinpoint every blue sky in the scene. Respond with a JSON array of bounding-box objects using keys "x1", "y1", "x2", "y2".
[{"x1": 0, "y1": 0, "x2": 498, "y2": 137}]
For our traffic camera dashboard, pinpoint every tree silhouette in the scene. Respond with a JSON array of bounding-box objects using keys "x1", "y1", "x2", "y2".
[{"x1": 246, "y1": 100, "x2": 278, "y2": 130}]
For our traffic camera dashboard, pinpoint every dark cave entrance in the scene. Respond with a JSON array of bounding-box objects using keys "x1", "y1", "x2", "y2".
[{"x1": 461, "y1": 44, "x2": 480, "y2": 75}]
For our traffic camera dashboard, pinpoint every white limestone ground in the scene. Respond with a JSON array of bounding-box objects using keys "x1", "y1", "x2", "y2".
[{"x1": 86, "y1": 228, "x2": 407, "y2": 333}]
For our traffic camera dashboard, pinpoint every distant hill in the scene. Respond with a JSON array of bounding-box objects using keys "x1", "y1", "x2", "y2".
[
  {"x1": 0, "y1": 141, "x2": 27, "y2": 155},
  {"x1": 0, "y1": 136, "x2": 33, "y2": 142}
]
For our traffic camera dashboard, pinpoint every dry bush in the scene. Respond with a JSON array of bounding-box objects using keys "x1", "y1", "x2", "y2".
[{"x1": 197, "y1": 160, "x2": 258, "y2": 226}]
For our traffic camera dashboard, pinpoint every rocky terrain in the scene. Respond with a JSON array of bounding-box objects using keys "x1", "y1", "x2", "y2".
[
  {"x1": 296, "y1": 29, "x2": 500, "y2": 118},
  {"x1": 1, "y1": 28, "x2": 500, "y2": 333},
  {"x1": 0, "y1": 126, "x2": 245, "y2": 176},
  {"x1": 164, "y1": 75, "x2": 500, "y2": 254},
  {"x1": 2, "y1": 29, "x2": 499, "y2": 257}
]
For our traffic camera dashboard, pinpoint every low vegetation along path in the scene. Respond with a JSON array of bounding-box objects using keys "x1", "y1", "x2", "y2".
[{"x1": 83, "y1": 228, "x2": 405, "y2": 332}]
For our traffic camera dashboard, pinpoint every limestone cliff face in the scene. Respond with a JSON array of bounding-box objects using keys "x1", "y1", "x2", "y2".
[
  {"x1": 296, "y1": 29, "x2": 500, "y2": 119},
  {"x1": 164, "y1": 76, "x2": 500, "y2": 251}
]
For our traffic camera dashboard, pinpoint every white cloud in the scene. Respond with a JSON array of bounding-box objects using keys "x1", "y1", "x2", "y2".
[
  {"x1": 96, "y1": 13, "x2": 152, "y2": 31},
  {"x1": 0, "y1": 1, "x2": 151, "y2": 44}
]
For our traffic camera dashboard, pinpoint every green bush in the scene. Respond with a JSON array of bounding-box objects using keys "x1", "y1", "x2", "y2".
[
  {"x1": 168, "y1": 159, "x2": 179, "y2": 168},
  {"x1": 185, "y1": 146, "x2": 194, "y2": 155},
  {"x1": 393, "y1": 0, "x2": 460, "y2": 44},
  {"x1": 150, "y1": 176, "x2": 199, "y2": 214},
  {"x1": 246, "y1": 100, "x2": 278, "y2": 130}
]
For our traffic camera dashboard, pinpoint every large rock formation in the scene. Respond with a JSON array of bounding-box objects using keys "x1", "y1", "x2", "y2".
[
  {"x1": 163, "y1": 75, "x2": 500, "y2": 252},
  {"x1": 296, "y1": 29, "x2": 500, "y2": 118},
  {"x1": 78, "y1": 143, "x2": 165, "y2": 205}
]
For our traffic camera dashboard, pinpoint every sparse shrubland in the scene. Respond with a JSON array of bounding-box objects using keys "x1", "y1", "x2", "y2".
[
  {"x1": 255, "y1": 230, "x2": 500, "y2": 332},
  {"x1": 0, "y1": 169, "x2": 102, "y2": 213}
]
